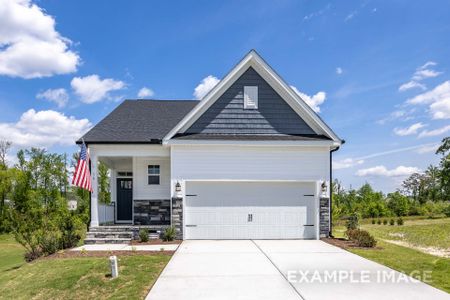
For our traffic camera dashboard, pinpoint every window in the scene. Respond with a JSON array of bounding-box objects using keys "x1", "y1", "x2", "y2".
[
  {"x1": 244, "y1": 86, "x2": 258, "y2": 109},
  {"x1": 148, "y1": 165, "x2": 160, "y2": 185},
  {"x1": 117, "y1": 171, "x2": 133, "y2": 177}
]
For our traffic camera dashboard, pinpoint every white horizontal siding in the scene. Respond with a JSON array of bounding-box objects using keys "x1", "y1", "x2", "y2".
[
  {"x1": 133, "y1": 157, "x2": 170, "y2": 200},
  {"x1": 171, "y1": 145, "x2": 330, "y2": 182}
]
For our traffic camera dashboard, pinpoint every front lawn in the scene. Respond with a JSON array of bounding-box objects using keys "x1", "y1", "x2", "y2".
[
  {"x1": 362, "y1": 218, "x2": 450, "y2": 249},
  {"x1": 332, "y1": 218, "x2": 450, "y2": 293},
  {"x1": 0, "y1": 234, "x2": 171, "y2": 300},
  {"x1": 350, "y1": 240, "x2": 450, "y2": 293}
]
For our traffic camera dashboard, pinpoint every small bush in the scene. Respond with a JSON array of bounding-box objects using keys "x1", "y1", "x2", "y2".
[
  {"x1": 377, "y1": 219, "x2": 382, "y2": 225},
  {"x1": 397, "y1": 217, "x2": 404, "y2": 225},
  {"x1": 371, "y1": 219, "x2": 376, "y2": 224},
  {"x1": 383, "y1": 219, "x2": 388, "y2": 225},
  {"x1": 346, "y1": 229, "x2": 377, "y2": 248},
  {"x1": 162, "y1": 226, "x2": 177, "y2": 241},
  {"x1": 444, "y1": 204, "x2": 450, "y2": 218},
  {"x1": 139, "y1": 228, "x2": 149, "y2": 242},
  {"x1": 389, "y1": 219, "x2": 395, "y2": 226},
  {"x1": 39, "y1": 230, "x2": 62, "y2": 255},
  {"x1": 346, "y1": 213, "x2": 360, "y2": 230}
]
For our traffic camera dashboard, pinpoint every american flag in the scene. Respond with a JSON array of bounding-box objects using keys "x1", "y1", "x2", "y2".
[{"x1": 72, "y1": 142, "x2": 93, "y2": 192}]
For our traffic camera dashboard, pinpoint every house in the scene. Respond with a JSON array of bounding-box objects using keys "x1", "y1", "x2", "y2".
[{"x1": 79, "y1": 50, "x2": 343, "y2": 241}]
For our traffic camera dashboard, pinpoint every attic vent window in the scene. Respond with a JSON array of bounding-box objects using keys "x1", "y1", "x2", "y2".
[{"x1": 244, "y1": 86, "x2": 258, "y2": 109}]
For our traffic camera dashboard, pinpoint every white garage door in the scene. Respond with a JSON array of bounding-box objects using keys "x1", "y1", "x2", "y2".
[{"x1": 184, "y1": 181, "x2": 317, "y2": 240}]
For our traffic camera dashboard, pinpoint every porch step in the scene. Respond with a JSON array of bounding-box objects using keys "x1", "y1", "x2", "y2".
[
  {"x1": 89, "y1": 226, "x2": 134, "y2": 232},
  {"x1": 84, "y1": 237, "x2": 131, "y2": 245},
  {"x1": 87, "y1": 231, "x2": 133, "y2": 239},
  {"x1": 85, "y1": 226, "x2": 133, "y2": 244}
]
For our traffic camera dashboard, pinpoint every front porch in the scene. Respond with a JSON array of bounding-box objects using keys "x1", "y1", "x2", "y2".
[{"x1": 86, "y1": 144, "x2": 183, "y2": 243}]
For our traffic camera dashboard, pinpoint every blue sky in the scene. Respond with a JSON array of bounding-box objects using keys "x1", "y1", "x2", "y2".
[{"x1": 1, "y1": 0, "x2": 449, "y2": 193}]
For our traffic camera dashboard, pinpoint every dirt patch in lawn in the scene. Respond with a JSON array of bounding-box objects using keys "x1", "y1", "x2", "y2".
[
  {"x1": 130, "y1": 239, "x2": 181, "y2": 245},
  {"x1": 322, "y1": 238, "x2": 383, "y2": 250},
  {"x1": 382, "y1": 239, "x2": 450, "y2": 258},
  {"x1": 41, "y1": 250, "x2": 175, "y2": 259}
]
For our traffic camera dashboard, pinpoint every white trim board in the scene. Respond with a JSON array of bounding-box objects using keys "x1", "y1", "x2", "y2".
[{"x1": 163, "y1": 50, "x2": 342, "y2": 145}]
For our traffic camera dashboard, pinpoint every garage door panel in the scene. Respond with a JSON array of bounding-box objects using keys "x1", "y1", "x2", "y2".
[{"x1": 185, "y1": 181, "x2": 317, "y2": 240}]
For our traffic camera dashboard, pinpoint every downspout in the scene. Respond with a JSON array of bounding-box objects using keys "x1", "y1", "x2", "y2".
[{"x1": 329, "y1": 140, "x2": 344, "y2": 237}]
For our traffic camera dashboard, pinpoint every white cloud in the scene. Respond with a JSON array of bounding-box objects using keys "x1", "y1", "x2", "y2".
[
  {"x1": 407, "y1": 81, "x2": 450, "y2": 119},
  {"x1": 399, "y1": 61, "x2": 442, "y2": 92},
  {"x1": 393, "y1": 122, "x2": 426, "y2": 136},
  {"x1": 377, "y1": 108, "x2": 416, "y2": 125},
  {"x1": 415, "y1": 144, "x2": 439, "y2": 154},
  {"x1": 336, "y1": 67, "x2": 343, "y2": 75},
  {"x1": 193, "y1": 75, "x2": 219, "y2": 99},
  {"x1": 290, "y1": 86, "x2": 326, "y2": 113},
  {"x1": 356, "y1": 165, "x2": 420, "y2": 177},
  {"x1": 71, "y1": 75, "x2": 125, "y2": 104},
  {"x1": 333, "y1": 158, "x2": 364, "y2": 170},
  {"x1": 36, "y1": 88, "x2": 68, "y2": 108},
  {"x1": 418, "y1": 125, "x2": 450, "y2": 138},
  {"x1": 0, "y1": 109, "x2": 91, "y2": 148},
  {"x1": 0, "y1": 0, "x2": 80, "y2": 78},
  {"x1": 344, "y1": 11, "x2": 357, "y2": 22},
  {"x1": 137, "y1": 87, "x2": 154, "y2": 98},
  {"x1": 399, "y1": 81, "x2": 426, "y2": 92}
]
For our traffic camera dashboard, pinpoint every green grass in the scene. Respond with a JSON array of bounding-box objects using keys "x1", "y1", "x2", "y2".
[
  {"x1": 0, "y1": 234, "x2": 171, "y2": 300},
  {"x1": 361, "y1": 218, "x2": 450, "y2": 249},
  {"x1": 0, "y1": 234, "x2": 26, "y2": 272},
  {"x1": 349, "y1": 240, "x2": 450, "y2": 293},
  {"x1": 333, "y1": 218, "x2": 450, "y2": 293}
]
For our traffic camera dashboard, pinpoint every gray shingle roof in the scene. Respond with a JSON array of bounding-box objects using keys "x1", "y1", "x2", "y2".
[{"x1": 79, "y1": 100, "x2": 198, "y2": 144}]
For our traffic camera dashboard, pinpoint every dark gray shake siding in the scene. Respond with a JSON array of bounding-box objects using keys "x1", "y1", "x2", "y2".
[{"x1": 185, "y1": 67, "x2": 316, "y2": 135}]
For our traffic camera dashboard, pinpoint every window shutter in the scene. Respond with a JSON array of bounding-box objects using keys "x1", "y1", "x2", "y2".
[{"x1": 244, "y1": 86, "x2": 258, "y2": 109}]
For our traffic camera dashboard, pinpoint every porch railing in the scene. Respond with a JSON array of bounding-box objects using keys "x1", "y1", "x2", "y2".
[{"x1": 98, "y1": 202, "x2": 115, "y2": 224}]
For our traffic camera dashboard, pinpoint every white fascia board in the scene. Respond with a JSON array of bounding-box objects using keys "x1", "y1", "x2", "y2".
[
  {"x1": 163, "y1": 50, "x2": 342, "y2": 144},
  {"x1": 166, "y1": 138, "x2": 339, "y2": 148}
]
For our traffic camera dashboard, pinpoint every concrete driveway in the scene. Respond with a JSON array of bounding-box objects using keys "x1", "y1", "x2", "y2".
[{"x1": 146, "y1": 240, "x2": 449, "y2": 300}]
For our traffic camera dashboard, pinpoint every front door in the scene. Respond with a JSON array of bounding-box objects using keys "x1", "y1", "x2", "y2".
[{"x1": 117, "y1": 178, "x2": 132, "y2": 222}]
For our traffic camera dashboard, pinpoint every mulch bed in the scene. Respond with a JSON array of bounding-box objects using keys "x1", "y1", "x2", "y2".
[
  {"x1": 322, "y1": 237, "x2": 383, "y2": 250},
  {"x1": 41, "y1": 250, "x2": 175, "y2": 260},
  {"x1": 130, "y1": 239, "x2": 181, "y2": 245}
]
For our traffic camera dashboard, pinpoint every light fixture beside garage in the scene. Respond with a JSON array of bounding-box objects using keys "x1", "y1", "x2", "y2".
[
  {"x1": 175, "y1": 181, "x2": 182, "y2": 197},
  {"x1": 321, "y1": 181, "x2": 328, "y2": 196}
]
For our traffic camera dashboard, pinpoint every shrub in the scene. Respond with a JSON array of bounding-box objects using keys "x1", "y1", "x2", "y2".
[
  {"x1": 345, "y1": 229, "x2": 377, "y2": 247},
  {"x1": 371, "y1": 219, "x2": 376, "y2": 224},
  {"x1": 444, "y1": 204, "x2": 450, "y2": 218},
  {"x1": 377, "y1": 219, "x2": 382, "y2": 225},
  {"x1": 162, "y1": 226, "x2": 177, "y2": 241},
  {"x1": 39, "y1": 230, "x2": 62, "y2": 255},
  {"x1": 139, "y1": 228, "x2": 149, "y2": 242},
  {"x1": 346, "y1": 213, "x2": 360, "y2": 230},
  {"x1": 383, "y1": 219, "x2": 388, "y2": 225},
  {"x1": 389, "y1": 219, "x2": 395, "y2": 226},
  {"x1": 397, "y1": 217, "x2": 404, "y2": 225}
]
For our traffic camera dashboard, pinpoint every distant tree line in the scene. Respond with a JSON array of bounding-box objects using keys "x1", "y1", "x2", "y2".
[{"x1": 333, "y1": 137, "x2": 450, "y2": 223}]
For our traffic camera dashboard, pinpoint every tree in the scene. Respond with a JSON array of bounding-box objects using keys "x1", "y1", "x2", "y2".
[
  {"x1": 98, "y1": 162, "x2": 111, "y2": 204},
  {"x1": 387, "y1": 192, "x2": 410, "y2": 216},
  {"x1": 0, "y1": 140, "x2": 12, "y2": 232},
  {"x1": 436, "y1": 137, "x2": 450, "y2": 201}
]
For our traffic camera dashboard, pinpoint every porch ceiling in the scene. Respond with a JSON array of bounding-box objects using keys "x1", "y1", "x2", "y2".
[{"x1": 99, "y1": 156, "x2": 132, "y2": 170}]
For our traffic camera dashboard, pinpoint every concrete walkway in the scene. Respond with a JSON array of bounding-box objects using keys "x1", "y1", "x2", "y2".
[
  {"x1": 146, "y1": 240, "x2": 449, "y2": 300},
  {"x1": 71, "y1": 244, "x2": 179, "y2": 251}
]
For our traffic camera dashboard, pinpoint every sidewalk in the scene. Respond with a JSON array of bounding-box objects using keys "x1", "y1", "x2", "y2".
[{"x1": 71, "y1": 244, "x2": 179, "y2": 251}]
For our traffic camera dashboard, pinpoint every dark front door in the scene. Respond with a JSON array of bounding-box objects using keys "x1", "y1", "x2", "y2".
[{"x1": 117, "y1": 178, "x2": 132, "y2": 222}]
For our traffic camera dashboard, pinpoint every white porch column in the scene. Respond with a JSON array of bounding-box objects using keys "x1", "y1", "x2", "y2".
[{"x1": 90, "y1": 152, "x2": 99, "y2": 227}]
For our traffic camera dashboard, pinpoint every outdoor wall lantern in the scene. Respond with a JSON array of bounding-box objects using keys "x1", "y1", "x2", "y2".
[
  {"x1": 175, "y1": 181, "x2": 181, "y2": 192},
  {"x1": 321, "y1": 181, "x2": 328, "y2": 195},
  {"x1": 175, "y1": 181, "x2": 182, "y2": 197}
]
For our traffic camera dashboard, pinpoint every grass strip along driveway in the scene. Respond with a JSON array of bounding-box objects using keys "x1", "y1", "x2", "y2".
[{"x1": 0, "y1": 235, "x2": 171, "y2": 300}]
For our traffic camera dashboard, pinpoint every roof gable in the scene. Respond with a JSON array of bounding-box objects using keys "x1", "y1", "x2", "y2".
[
  {"x1": 163, "y1": 50, "x2": 342, "y2": 144},
  {"x1": 184, "y1": 66, "x2": 316, "y2": 136}
]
